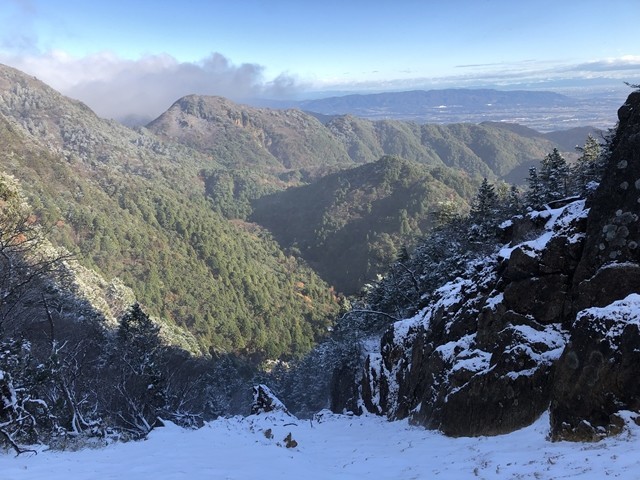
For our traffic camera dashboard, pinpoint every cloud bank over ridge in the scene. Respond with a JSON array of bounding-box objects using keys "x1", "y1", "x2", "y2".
[
  {"x1": 1, "y1": 48, "x2": 639, "y2": 123},
  {"x1": 1, "y1": 50, "x2": 305, "y2": 122}
]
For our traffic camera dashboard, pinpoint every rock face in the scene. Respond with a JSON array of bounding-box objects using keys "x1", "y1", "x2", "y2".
[
  {"x1": 549, "y1": 91, "x2": 640, "y2": 440},
  {"x1": 350, "y1": 204, "x2": 581, "y2": 436},
  {"x1": 551, "y1": 295, "x2": 640, "y2": 441},
  {"x1": 332, "y1": 90, "x2": 640, "y2": 440},
  {"x1": 572, "y1": 91, "x2": 640, "y2": 306}
]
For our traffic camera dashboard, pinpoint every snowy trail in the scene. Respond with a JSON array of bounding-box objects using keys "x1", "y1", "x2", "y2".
[{"x1": 2, "y1": 411, "x2": 639, "y2": 479}]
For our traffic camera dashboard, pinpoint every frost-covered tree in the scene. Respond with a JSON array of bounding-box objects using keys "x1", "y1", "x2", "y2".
[
  {"x1": 105, "y1": 303, "x2": 167, "y2": 436},
  {"x1": 539, "y1": 148, "x2": 570, "y2": 201},
  {"x1": 526, "y1": 166, "x2": 545, "y2": 209},
  {"x1": 468, "y1": 178, "x2": 499, "y2": 240},
  {"x1": 471, "y1": 178, "x2": 498, "y2": 222},
  {"x1": 505, "y1": 185, "x2": 523, "y2": 215},
  {"x1": 572, "y1": 134, "x2": 602, "y2": 196},
  {"x1": 525, "y1": 139, "x2": 606, "y2": 211},
  {"x1": 0, "y1": 339, "x2": 55, "y2": 454},
  {"x1": 0, "y1": 177, "x2": 71, "y2": 334},
  {"x1": 38, "y1": 301, "x2": 106, "y2": 439}
]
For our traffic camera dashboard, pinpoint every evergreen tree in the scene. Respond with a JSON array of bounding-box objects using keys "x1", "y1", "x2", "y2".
[
  {"x1": 433, "y1": 200, "x2": 463, "y2": 228},
  {"x1": 540, "y1": 148, "x2": 570, "y2": 201},
  {"x1": 469, "y1": 178, "x2": 498, "y2": 238},
  {"x1": 107, "y1": 303, "x2": 166, "y2": 436},
  {"x1": 573, "y1": 134, "x2": 602, "y2": 195},
  {"x1": 526, "y1": 166, "x2": 544, "y2": 210},
  {"x1": 506, "y1": 185, "x2": 522, "y2": 215}
]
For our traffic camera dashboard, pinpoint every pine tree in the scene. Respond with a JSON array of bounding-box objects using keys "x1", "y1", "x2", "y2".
[
  {"x1": 466, "y1": 178, "x2": 499, "y2": 242},
  {"x1": 470, "y1": 178, "x2": 498, "y2": 226},
  {"x1": 433, "y1": 200, "x2": 462, "y2": 227},
  {"x1": 540, "y1": 148, "x2": 570, "y2": 201},
  {"x1": 526, "y1": 166, "x2": 544, "y2": 210},
  {"x1": 573, "y1": 134, "x2": 602, "y2": 195},
  {"x1": 507, "y1": 185, "x2": 522, "y2": 214}
]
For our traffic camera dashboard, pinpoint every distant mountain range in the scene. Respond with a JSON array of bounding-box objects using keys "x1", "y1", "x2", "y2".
[
  {"x1": 147, "y1": 94, "x2": 596, "y2": 185},
  {"x1": 253, "y1": 88, "x2": 619, "y2": 132},
  {"x1": 299, "y1": 89, "x2": 576, "y2": 113}
]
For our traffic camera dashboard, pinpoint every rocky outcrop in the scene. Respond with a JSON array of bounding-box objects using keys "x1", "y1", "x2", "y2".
[
  {"x1": 549, "y1": 91, "x2": 640, "y2": 440},
  {"x1": 333, "y1": 91, "x2": 640, "y2": 440},
  {"x1": 551, "y1": 295, "x2": 640, "y2": 441},
  {"x1": 572, "y1": 91, "x2": 640, "y2": 307},
  {"x1": 352, "y1": 205, "x2": 580, "y2": 436}
]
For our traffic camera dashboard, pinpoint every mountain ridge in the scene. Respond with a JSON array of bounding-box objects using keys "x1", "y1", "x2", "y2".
[
  {"x1": 299, "y1": 88, "x2": 576, "y2": 114},
  {"x1": 251, "y1": 155, "x2": 474, "y2": 293},
  {"x1": 147, "y1": 92, "x2": 576, "y2": 186},
  {"x1": 0, "y1": 62, "x2": 340, "y2": 359},
  {"x1": 0, "y1": 61, "x2": 605, "y2": 358},
  {"x1": 251, "y1": 87, "x2": 615, "y2": 131}
]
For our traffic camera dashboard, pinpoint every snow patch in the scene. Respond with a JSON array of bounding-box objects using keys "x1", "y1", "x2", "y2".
[
  {"x1": 391, "y1": 307, "x2": 430, "y2": 344},
  {"x1": 5, "y1": 410, "x2": 640, "y2": 479},
  {"x1": 576, "y1": 293, "x2": 640, "y2": 340},
  {"x1": 500, "y1": 323, "x2": 568, "y2": 380},
  {"x1": 433, "y1": 276, "x2": 469, "y2": 309},
  {"x1": 485, "y1": 292, "x2": 504, "y2": 311},
  {"x1": 499, "y1": 199, "x2": 587, "y2": 260},
  {"x1": 436, "y1": 334, "x2": 491, "y2": 376}
]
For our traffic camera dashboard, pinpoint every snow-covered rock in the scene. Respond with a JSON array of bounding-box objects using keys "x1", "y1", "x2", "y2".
[
  {"x1": 349, "y1": 198, "x2": 586, "y2": 436},
  {"x1": 551, "y1": 294, "x2": 640, "y2": 441}
]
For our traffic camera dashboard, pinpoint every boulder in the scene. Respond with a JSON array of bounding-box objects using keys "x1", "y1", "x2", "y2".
[
  {"x1": 550, "y1": 295, "x2": 640, "y2": 441},
  {"x1": 502, "y1": 246, "x2": 540, "y2": 281},
  {"x1": 573, "y1": 263, "x2": 640, "y2": 313}
]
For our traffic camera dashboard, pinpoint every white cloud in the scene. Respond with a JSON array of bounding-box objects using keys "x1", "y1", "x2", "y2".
[
  {"x1": 311, "y1": 56, "x2": 640, "y2": 94},
  {"x1": 1, "y1": 48, "x2": 638, "y2": 123},
  {"x1": 565, "y1": 56, "x2": 640, "y2": 73},
  {"x1": 0, "y1": 50, "x2": 305, "y2": 121}
]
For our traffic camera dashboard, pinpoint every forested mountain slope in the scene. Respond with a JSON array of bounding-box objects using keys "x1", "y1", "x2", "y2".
[
  {"x1": 147, "y1": 94, "x2": 567, "y2": 184},
  {"x1": 147, "y1": 94, "x2": 353, "y2": 176},
  {"x1": 0, "y1": 63, "x2": 339, "y2": 359},
  {"x1": 0, "y1": 62, "x2": 599, "y2": 358},
  {"x1": 326, "y1": 115, "x2": 560, "y2": 181},
  {"x1": 251, "y1": 156, "x2": 475, "y2": 293},
  {"x1": 146, "y1": 94, "x2": 575, "y2": 295}
]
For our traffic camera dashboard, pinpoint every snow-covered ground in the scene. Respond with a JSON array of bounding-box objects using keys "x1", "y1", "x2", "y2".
[{"x1": 2, "y1": 410, "x2": 640, "y2": 479}]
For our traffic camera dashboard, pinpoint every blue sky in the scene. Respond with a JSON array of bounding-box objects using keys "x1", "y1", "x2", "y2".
[{"x1": 2, "y1": 0, "x2": 639, "y2": 119}]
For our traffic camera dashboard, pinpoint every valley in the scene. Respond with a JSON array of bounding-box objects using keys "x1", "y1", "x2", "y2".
[{"x1": 1, "y1": 60, "x2": 639, "y2": 462}]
